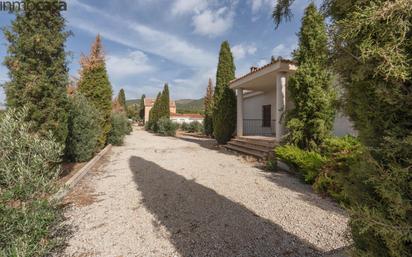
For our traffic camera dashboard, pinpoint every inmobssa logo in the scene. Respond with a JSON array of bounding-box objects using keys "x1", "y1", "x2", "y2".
[{"x1": 0, "y1": 1, "x2": 67, "y2": 12}]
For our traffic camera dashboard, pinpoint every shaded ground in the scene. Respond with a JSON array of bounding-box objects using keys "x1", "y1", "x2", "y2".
[{"x1": 62, "y1": 128, "x2": 350, "y2": 257}]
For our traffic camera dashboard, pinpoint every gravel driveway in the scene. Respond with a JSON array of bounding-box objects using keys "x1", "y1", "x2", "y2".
[{"x1": 62, "y1": 128, "x2": 350, "y2": 257}]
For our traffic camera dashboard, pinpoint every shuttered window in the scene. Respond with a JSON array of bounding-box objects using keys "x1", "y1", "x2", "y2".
[{"x1": 262, "y1": 105, "x2": 271, "y2": 127}]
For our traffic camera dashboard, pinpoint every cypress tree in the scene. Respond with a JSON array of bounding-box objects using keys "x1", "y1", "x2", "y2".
[
  {"x1": 3, "y1": 0, "x2": 69, "y2": 145},
  {"x1": 158, "y1": 83, "x2": 170, "y2": 119},
  {"x1": 204, "y1": 78, "x2": 214, "y2": 136},
  {"x1": 118, "y1": 88, "x2": 127, "y2": 113},
  {"x1": 78, "y1": 35, "x2": 112, "y2": 148},
  {"x1": 286, "y1": 3, "x2": 336, "y2": 150},
  {"x1": 213, "y1": 41, "x2": 237, "y2": 144},
  {"x1": 139, "y1": 94, "x2": 145, "y2": 120},
  {"x1": 273, "y1": 1, "x2": 412, "y2": 255},
  {"x1": 149, "y1": 92, "x2": 161, "y2": 125}
]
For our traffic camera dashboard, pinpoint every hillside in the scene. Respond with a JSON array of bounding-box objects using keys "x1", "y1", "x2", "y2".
[
  {"x1": 175, "y1": 98, "x2": 204, "y2": 113},
  {"x1": 126, "y1": 98, "x2": 204, "y2": 114},
  {"x1": 126, "y1": 99, "x2": 141, "y2": 106}
]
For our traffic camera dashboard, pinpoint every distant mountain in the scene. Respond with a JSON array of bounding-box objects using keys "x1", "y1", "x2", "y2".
[
  {"x1": 126, "y1": 98, "x2": 204, "y2": 114},
  {"x1": 126, "y1": 99, "x2": 141, "y2": 106},
  {"x1": 175, "y1": 98, "x2": 204, "y2": 113}
]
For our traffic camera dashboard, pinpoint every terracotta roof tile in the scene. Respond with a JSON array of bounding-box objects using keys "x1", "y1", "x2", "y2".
[{"x1": 230, "y1": 58, "x2": 297, "y2": 85}]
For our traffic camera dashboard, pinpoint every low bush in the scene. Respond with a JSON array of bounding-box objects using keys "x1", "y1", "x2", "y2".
[
  {"x1": 275, "y1": 136, "x2": 363, "y2": 202},
  {"x1": 275, "y1": 145, "x2": 327, "y2": 183},
  {"x1": 108, "y1": 112, "x2": 130, "y2": 146},
  {"x1": 0, "y1": 108, "x2": 63, "y2": 256},
  {"x1": 313, "y1": 136, "x2": 363, "y2": 202},
  {"x1": 203, "y1": 116, "x2": 213, "y2": 136},
  {"x1": 180, "y1": 121, "x2": 203, "y2": 133},
  {"x1": 126, "y1": 119, "x2": 133, "y2": 135},
  {"x1": 157, "y1": 117, "x2": 178, "y2": 136},
  {"x1": 65, "y1": 94, "x2": 101, "y2": 162},
  {"x1": 145, "y1": 119, "x2": 158, "y2": 132},
  {"x1": 180, "y1": 122, "x2": 189, "y2": 131}
]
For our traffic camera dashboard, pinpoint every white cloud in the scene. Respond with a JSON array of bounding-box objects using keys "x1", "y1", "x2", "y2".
[
  {"x1": 68, "y1": 0, "x2": 216, "y2": 68},
  {"x1": 172, "y1": 0, "x2": 208, "y2": 15},
  {"x1": 231, "y1": 44, "x2": 257, "y2": 60},
  {"x1": 271, "y1": 43, "x2": 297, "y2": 59},
  {"x1": 257, "y1": 58, "x2": 269, "y2": 67},
  {"x1": 250, "y1": 0, "x2": 275, "y2": 13},
  {"x1": 192, "y1": 7, "x2": 235, "y2": 37},
  {"x1": 106, "y1": 51, "x2": 154, "y2": 78},
  {"x1": 169, "y1": 67, "x2": 216, "y2": 99}
]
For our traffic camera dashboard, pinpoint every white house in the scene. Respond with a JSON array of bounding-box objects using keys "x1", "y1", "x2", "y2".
[
  {"x1": 230, "y1": 58, "x2": 297, "y2": 141},
  {"x1": 226, "y1": 58, "x2": 356, "y2": 158},
  {"x1": 170, "y1": 113, "x2": 204, "y2": 124}
]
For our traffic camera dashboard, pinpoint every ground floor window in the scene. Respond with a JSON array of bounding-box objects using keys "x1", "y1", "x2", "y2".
[{"x1": 262, "y1": 105, "x2": 271, "y2": 127}]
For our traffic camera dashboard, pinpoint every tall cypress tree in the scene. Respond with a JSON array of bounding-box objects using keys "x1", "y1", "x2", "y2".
[
  {"x1": 158, "y1": 83, "x2": 170, "y2": 119},
  {"x1": 273, "y1": 1, "x2": 412, "y2": 256},
  {"x1": 3, "y1": 0, "x2": 69, "y2": 145},
  {"x1": 139, "y1": 94, "x2": 145, "y2": 120},
  {"x1": 149, "y1": 92, "x2": 161, "y2": 125},
  {"x1": 78, "y1": 35, "x2": 112, "y2": 148},
  {"x1": 213, "y1": 41, "x2": 236, "y2": 144},
  {"x1": 118, "y1": 88, "x2": 127, "y2": 113},
  {"x1": 204, "y1": 78, "x2": 214, "y2": 136},
  {"x1": 286, "y1": 3, "x2": 335, "y2": 150}
]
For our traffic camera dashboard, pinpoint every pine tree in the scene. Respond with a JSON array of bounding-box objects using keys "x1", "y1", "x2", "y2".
[
  {"x1": 273, "y1": 1, "x2": 412, "y2": 256},
  {"x1": 139, "y1": 94, "x2": 145, "y2": 120},
  {"x1": 158, "y1": 83, "x2": 170, "y2": 119},
  {"x1": 204, "y1": 78, "x2": 214, "y2": 136},
  {"x1": 78, "y1": 35, "x2": 112, "y2": 148},
  {"x1": 213, "y1": 41, "x2": 237, "y2": 144},
  {"x1": 118, "y1": 88, "x2": 127, "y2": 113},
  {"x1": 3, "y1": 0, "x2": 69, "y2": 145},
  {"x1": 286, "y1": 3, "x2": 336, "y2": 150}
]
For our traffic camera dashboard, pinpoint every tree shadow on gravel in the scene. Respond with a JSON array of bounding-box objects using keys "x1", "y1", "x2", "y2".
[
  {"x1": 129, "y1": 156, "x2": 346, "y2": 257},
  {"x1": 263, "y1": 172, "x2": 347, "y2": 217},
  {"x1": 177, "y1": 136, "x2": 346, "y2": 216}
]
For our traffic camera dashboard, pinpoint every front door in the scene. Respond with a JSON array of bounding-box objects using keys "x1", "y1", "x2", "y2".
[{"x1": 262, "y1": 105, "x2": 271, "y2": 127}]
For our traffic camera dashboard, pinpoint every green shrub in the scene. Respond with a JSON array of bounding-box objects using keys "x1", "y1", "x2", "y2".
[
  {"x1": 180, "y1": 122, "x2": 189, "y2": 131},
  {"x1": 275, "y1": 145, "x2": 327, "y2": 183},
  {"x1": 314, "y1": 136, "x2": 363, "y2": 202},
  {"x1": 108, "y1": 113, "x2": 129, "y2": 146},
  {"x1": 126, "y1": 119, "x2": 132, "y2": 135},
  {"x1": 65, "y1": 94, "x2": 101, "y2": 162},
  {"x1": 203, "y1": 115, "x2": 213, "y2": 136},
  {"x1": 0, "y1": 108, "x2": 63, "y2": 256},
  {"x1": 182, "y1": 121, "x2": 203, "y2": 133},
  {"x1": 145, "y1": 119, "x2": 160, "y2": 133},
  {"x1": 157, "y1": 117, "x2": 178, "y2": 136},
  {"x1": 275, "y1": 136, "x2": 363, "y2": 203}
]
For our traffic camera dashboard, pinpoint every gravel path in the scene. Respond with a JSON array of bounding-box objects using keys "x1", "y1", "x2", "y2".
[{"x1": 62, "y1": 128, "x2": 350, "y2": 257}]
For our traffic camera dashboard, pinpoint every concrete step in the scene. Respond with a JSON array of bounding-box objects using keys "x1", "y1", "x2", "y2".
[
  {"x1": 228, "y1": 140, "x2": 273, "y2": 153},
  {"x1": 224, "y1": 144, "x2": 267, "y2": 159},
  {"x1": 234, "y1": 137, "x2": 277, "y2": 148}
]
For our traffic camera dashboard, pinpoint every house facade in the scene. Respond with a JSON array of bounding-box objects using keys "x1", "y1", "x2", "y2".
[
  {"x1": 144, "y1": 98, "x2": 176, "y2": 123},
  {"x1": 230, "y1": 58, "x2": 356, "y2": 141}
]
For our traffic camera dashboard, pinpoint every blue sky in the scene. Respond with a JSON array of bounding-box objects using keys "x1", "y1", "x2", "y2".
[{"x1": 0, "y1": 0, "x2": 315, "y2": 103}]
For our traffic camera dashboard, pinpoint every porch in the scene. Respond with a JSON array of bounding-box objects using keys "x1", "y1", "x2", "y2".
[{"x1": 230, "y1": 58, "x2": 297, "y2": 141}]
